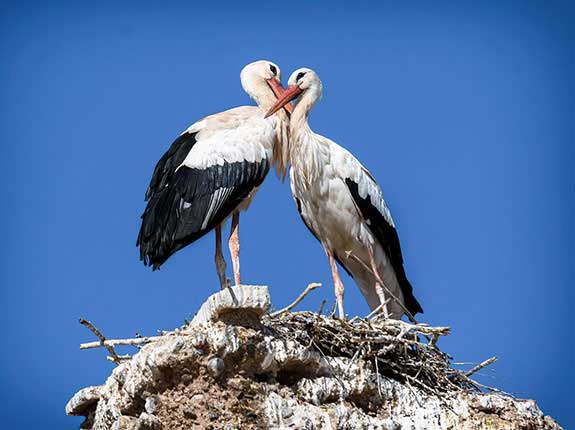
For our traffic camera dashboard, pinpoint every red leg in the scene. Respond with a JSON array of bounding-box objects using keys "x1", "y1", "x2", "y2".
[
  {"x1": 324, "y1": 246, "x2": 345, "y2": 319},
  {"x1": 368, "y1": 247, "x2": 390, "y2": 318},
  {"x1": 228, "y1": 212, "x2": 241, "y2": 286}
]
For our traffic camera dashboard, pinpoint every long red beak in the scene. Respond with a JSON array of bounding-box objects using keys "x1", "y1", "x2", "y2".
[
  {"x1": 266, "y1": 78, "x2": 293, "y2": 116},
  {"x1": 265, "y1": 84, "x2": 303, "y2": 119}
]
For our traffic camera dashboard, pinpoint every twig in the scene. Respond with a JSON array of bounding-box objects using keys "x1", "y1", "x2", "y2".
[
  {"x1": 266, "y1": 310, "x2": 468, "y2": 396},
  {"x1": 460, "y1": 372, "x2": 507, "y2": 394},
  {"x1": 328, "y1": 301, "x2": 337, "y2": 318},
  {"x1": 317, "y1": 299, "x2": 327, "y2": 315},
  {"x1": 270, "y1": 283, "x2": 321, "y2": 317},
  {"x1": 344, "y1": 348, "x2": 361, "y2": 374},
  {"x1": 405, "y1": 379, "x2": 423, "y2": 407},
  {"x1": 465, "y1": 356, "x2": 497, "y2": 377},
  {"x1": 80, "y1": 335, "x2": 163, "y2": 350},
  {"x1": 381, "y1": 319, "x2": 450, "y2": 336},
  {"x1": 374, "y1": 357, "x2": 382, "y2": 397},
  {"x1": 106, "y1": 354, "x2": 131, "y2": 363},
  {"x1": 365, "y1": 303, "x2": 384, "y2": 320},
  {"x1": 79, "y1": 318, "x2": 121, "y2": 365},
  {"x1": 311, "y1": 339, "x2": 346, "y2": 389}
]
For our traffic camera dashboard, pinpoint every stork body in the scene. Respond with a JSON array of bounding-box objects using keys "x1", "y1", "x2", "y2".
[
  {"x1": 268, "y1": 69, "x2": 422, "y2": 319},
  {"x1": 137, "y1": 61, "x2": 289, "y2": 288}
]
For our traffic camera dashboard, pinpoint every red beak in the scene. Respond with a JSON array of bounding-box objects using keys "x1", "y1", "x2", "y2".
[
  {"x1": 266, "y1": 78, "x2": 293, "y2": 116},
  {"x1": 265, "y1": 84, "x2": 303, "y2": 118}
]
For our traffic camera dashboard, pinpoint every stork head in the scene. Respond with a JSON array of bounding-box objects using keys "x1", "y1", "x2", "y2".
[
  {"x1": 240, "y1": 60, "x2": 292, "y2": 114},
  {"x1": 287, "y1": 68, "x2": 322, "y2": 95},
  {"x1": 265, "y1": 68, "x2": 322, "y2": 118}
]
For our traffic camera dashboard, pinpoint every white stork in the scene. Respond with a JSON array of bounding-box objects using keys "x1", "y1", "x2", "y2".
[
  {"x1": 137, "y1": 60, "x2": 291, "y2": 288},
  {"x1": 266, "y1": 68, "x2": 422, "y2": 320}
]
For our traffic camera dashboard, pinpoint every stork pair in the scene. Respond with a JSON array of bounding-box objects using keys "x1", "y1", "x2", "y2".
[{"x1": 137, "y1": 60, "x2": 422, "y2": 320}]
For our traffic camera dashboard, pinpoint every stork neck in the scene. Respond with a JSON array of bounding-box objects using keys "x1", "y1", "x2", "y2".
[
  {"x1": 289, "y1": 91, "x2": 316, "y2": 152},
  {"x1": 271, "y1": 110, "x2": 290, "y2": 180},
  {"x1": 288, "y1": 108, "x2": 321, "y2": 184},
  {"x1": 255, "y1": 93, "x2": 278, "y2": 112},
  {"x1": 288, "y1": 119, "x2": 314, "y2": 175},
  {"x1": 289, "y1": 116, "x2": 312, "y2": 144},
  {"x1": 246, "y1": 80, "x2": 280, "y2": 112},
  {"x1": 293, "y1": 89, "x2": 317, "y2": 121}
]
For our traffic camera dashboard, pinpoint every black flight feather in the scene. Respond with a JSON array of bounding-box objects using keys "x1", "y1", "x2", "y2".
[
  {"x1": 344, "y1": 178, "x2": 423, "y2": 316},
  {"x1": 137, "y1": 132, "x2": 269, "y2": 270}
]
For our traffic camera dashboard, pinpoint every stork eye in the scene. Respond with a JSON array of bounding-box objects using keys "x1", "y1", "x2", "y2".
[
  {"x1": 296, "y1": 72, "x2": 306, "y2": 81},
  {"x1": 269, "y1": 64, "x2": 277, "y2": 75}
]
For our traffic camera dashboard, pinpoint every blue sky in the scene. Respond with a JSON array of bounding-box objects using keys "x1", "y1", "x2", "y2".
[{"x1": 1, "y1": 1, "x2": 573, "y2": 428}]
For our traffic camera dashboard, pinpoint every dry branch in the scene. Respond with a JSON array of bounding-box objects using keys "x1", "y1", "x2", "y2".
[
  {"x1": 365, "y1": 303, "x2": 384, "y2": 320},
  {"x1": 265, "y1": 311, "x2": 479, "y2": 395},
  {"x1": 317, "y1": 299, "x2": 327, "y2": 315},
  {"x1": 106, "y1": 354, "x2": 131, "y2": 363},
  {"x1": 465, "y1": 356, "x2": 498, "y2": 377},
  {"x1": 270, "y1": 283, "x2": 321, "y2": 317},
  {"x1": 79, "y1": 318, "x2": 121, "y2": 365},
  {"x1": 328, "y1": 301, "x2": 337, "y2": 318},
  {"x1": 80, "y1": 335, "x2": 163, "y2": 350}
]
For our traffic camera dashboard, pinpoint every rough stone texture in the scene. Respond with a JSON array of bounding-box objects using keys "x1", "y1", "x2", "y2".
[
  {"x1": 190, "y1": 285, "x2": 271, "y2": 327},
  {"x1": 67, "y1": 287, "x2": 562, "y2": 430}
]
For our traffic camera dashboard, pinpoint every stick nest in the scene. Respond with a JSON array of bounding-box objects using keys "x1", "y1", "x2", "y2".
[{"x1": 265, "y1": 311, "x2": 481, "y2": 395}]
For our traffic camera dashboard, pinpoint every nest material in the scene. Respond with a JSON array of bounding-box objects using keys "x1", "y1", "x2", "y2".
[
  {"x1": 78, "y1": 282, "x2": 496, "y2": 398},
  {"x1": 265, "y1": 311, "x2": 481, "y2": 396}
]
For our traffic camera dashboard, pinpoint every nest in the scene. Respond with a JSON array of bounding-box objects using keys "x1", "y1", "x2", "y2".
[
  {"x1": 78, "y1": 283, "x2": 497, "y2": 398},
  {"x1": 265, "y1": 311, "x2": 486, "y2": 396}
]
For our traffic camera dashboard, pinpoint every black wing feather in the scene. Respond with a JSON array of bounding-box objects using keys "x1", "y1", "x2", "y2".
[
  {"x1": 137, "y1": 135, "x2": 269, "y2": 270},
  {"x1": 145, "y1": 131, "x2": 198, "y2": 201},
  {"x1": 345, "y1": 179, "x2": 423, "y2": 315}
]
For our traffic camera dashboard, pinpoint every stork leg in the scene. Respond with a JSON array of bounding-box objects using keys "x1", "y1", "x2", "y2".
[
  {"x1": 228, "y1": 212, "x2": 241, "y2": 286},
  {"x1": 324, "y1": 246, "x2": 345, "y2": 319},
  {"x1": 367, "y1": 247, "x2": 390, "y2": 319},
  {"x1": 214, "y1": 224, "x2": 228, "y2": 289}
]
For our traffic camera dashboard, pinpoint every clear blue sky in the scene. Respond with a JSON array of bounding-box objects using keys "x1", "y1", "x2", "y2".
[{"x1": 1, "y1": 1, "x2": 573, "y2": 428}]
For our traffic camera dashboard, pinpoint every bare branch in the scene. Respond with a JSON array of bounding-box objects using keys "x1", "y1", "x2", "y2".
[
  {"x1": 465, "y1": 356, "x2": 498, "y2": 377},
  {"x1": 80, "y1": 335, "x2": 163, "y2": 350},
  {"x1": 328, "y1": 301, "x2": 337, "y2": 318},
  {"x1": 374, "y1": 357, "x2": 382, "y2": 397},
  {"x1": 365, "y1": 303, "x2": 384, "y2": 320},
  {"x1": 79, "y1": 318, "x2": 122, "y2": 365},
  {"x1": 270, "y1": 283, "x2": 321, "y2": 317},
  {"x1": 266, "y1": 310, "x2": 469, "y2": 395},
  {"x1": 106, "y1": 354, "x2": 131, "y2": 363}
]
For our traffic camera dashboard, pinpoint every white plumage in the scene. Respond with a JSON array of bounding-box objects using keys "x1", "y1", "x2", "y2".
[
  {"x1": 181, "y1": 107, "x2": 275, "y2": 168},
  {"x1": 267, "y1": 68, "x2": 422, "y2": 319}
]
